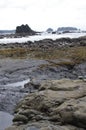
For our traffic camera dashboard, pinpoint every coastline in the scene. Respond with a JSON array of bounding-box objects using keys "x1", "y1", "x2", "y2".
[{"x1": 0, "y1": 35, "x2": 86, "y2": 130}]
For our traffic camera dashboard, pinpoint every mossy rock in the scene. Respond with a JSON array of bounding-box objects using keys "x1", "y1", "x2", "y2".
[{"x1": 13, "y1": 114, "x2": 28, "y2": 124}]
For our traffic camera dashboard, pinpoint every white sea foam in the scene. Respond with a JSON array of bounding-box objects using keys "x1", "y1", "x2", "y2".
[{"x1": 0, "y1": 33, "x2": 86, "y2": 44}]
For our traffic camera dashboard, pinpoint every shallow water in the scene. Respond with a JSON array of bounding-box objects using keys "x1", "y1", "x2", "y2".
[
  {"x1": 26, "y1": 127, "x2": 39, "y2": 130},
  {"x1": 0, "y1": 111, "x2": 13, "y2": 130},
  {"x1": 4, "y1": 78, "x2": 30, "y2": 88}
]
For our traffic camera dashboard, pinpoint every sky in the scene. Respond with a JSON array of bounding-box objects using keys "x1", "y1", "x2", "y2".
[{"x1": 0, "y1": 0, "x2": 86, "y2": 31}]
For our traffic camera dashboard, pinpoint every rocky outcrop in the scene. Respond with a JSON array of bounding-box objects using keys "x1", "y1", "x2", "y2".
[
  {"x1": 46, "y1": 28, "x2": 53, "y2": 33},
  {"x1": 16, "y1": 24, "x2": 36, "y2": 35},
  {"x1": 0, "y1": 36, "x2": 86, "y2": 49},
  {"x1": 6, "y1": 79, "x2": 86, "y2": 130},
  {"x1": 57, "y1": 27, "x2": 78, "y2": 33}
]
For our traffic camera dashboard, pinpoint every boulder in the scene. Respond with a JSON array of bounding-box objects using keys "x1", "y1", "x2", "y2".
[{"x1": 6, "y1": 79, "x2": 86, "y2": 130}]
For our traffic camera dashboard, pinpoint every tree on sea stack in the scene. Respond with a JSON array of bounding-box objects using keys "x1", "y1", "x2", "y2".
[{"x1": 16, "y1": 24, "x2": 35, "y2": 35}]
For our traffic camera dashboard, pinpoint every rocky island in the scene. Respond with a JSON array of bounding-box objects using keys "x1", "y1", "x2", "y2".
[{"x1": 0, "y1": 34, "x2": 86, "y2": 130}]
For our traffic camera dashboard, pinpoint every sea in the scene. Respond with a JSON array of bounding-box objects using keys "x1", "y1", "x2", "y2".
[{"x1": 0, "y1": 32, "x2": 86, "y2": 44}]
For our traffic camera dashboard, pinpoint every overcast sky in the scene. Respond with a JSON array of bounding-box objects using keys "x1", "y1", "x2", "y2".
[{"x1": 0, "y1": 0, "x2": 86, "y2": 31}]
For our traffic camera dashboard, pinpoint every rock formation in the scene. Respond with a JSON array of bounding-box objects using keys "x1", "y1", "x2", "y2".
[
  {"x1": 6, "y1": 79, "x2": 86, "y2": 130},
  {"x1": 16, "y1": 24, "x2": 35, "y2": 35}
]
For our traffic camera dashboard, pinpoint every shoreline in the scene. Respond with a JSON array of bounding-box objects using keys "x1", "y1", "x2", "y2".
[
  {"x1": 0, "y1": 32, "x2": 86, "y2": 44},
  {"x1": 0, "y1": 35, "x2": 86, "y2": 130}
]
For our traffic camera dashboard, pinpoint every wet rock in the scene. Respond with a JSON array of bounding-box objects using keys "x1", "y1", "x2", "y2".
[
  {"x1": 13, "y1": 114, "x2": 28, "y2": 124},
  {"x1": 0, "y1": 59, "x2": 48, "y2": 113},
  {"x1": 24, "y1": 81, "x2": 40, "y2": 92}
]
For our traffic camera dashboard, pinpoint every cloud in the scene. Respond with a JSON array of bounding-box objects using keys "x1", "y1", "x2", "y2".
[{"x1": 0, "y1": 0, "x2": 86, "y2": 30}]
